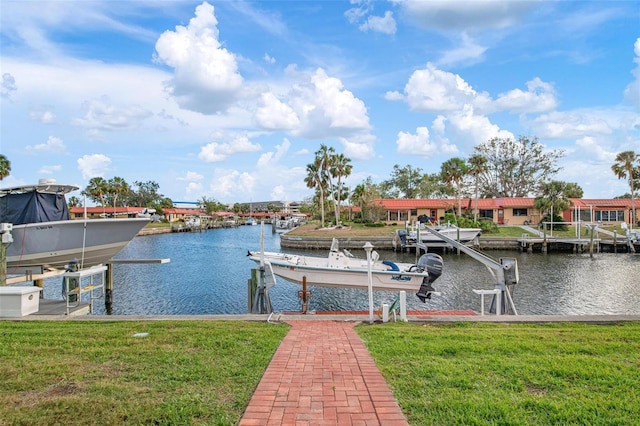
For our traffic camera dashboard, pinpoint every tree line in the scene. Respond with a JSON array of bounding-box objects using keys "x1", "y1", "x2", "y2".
[{"x1": 0, "y1": 137, "x2": 638, "y2": 224}]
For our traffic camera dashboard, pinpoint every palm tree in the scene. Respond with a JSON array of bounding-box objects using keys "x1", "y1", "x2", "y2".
[
  {"x1": 0, "y1": 154, "x2": 11, "y2": 181},
  {"x1": 440, "y1": 157, "x2": 468, "y2": 217},
  {"x1": 467, "y1": 154, "x2": 487, "y2": 222},
  {"x1": 534, "y1": 180, "x2": 571, "y2": 231},
  {"x1": 612, "y1": 151, "x2": 639, "y2": 228},
  {"x1": 329, "y1": 153, "x2": 352, "y2": 226},
  {"x1": 304, "y1": 160, "x2": 326, "y2": 226},
  {"x1": 85, "y1": 177, "x2": 109, "y2": 215},
  {"x1": 108, "y1": 176, "x2": 130, "y2": 214}
]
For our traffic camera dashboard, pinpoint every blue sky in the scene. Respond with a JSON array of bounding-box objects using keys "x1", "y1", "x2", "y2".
[{"x1": 1, "y1": 0, "x2": 639, "y2": 204}]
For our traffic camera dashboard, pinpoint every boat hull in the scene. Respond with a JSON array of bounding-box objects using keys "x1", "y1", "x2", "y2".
[
  {"x1": 248, "y1": 252, "x2": 429, "y2": 292},
  {"x1": 6, "y1": 218, "x2": 149, "y2": 272},
  {"x1": 409, "y1": 227, "x2": 481, "y2": 244}
]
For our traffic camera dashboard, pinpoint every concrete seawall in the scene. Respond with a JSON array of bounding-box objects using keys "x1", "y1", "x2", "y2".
[{"x1": 280, "y1": 235, "x2": 522, "y2": 251}]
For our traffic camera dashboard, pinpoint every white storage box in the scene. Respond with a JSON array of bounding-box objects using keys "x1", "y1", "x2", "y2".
[{"x1": 0, "y1": 286, "x2": 42, "y2": 317}]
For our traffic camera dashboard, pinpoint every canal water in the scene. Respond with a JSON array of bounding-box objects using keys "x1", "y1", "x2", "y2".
[{"x1": 41, "y1": 224, "x2": 640, "y2": 316}]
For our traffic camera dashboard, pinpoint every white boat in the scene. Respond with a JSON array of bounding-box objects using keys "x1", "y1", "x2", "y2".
[
  {"x1": 1, "y1": 179, "x2": 150, "y2": 273},
  {"x1": 245, "y1": 217, "x2": 257, "y2": 226},
  {"x1": 396, "y1": 223, "x2": 481, "y2": 248},
  {"x1": 248, "y1": 238, "x2": 444, "y2": 301}
]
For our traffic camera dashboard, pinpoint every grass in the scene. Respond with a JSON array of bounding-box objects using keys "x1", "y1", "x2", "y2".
[
  {"x1": 2, "y1": 320, "x2": 639, "y2": 425},
  {"x1": 0, "y1": 321, "x2": 288, "y2": 426},
  {"x1": 357, "y1": 321, "x2": 640, "y2": 426}
]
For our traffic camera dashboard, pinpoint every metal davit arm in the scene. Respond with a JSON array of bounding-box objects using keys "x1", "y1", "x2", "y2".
[{"x1": 420, "y1": 226, "x2": 518, "y2": 315}]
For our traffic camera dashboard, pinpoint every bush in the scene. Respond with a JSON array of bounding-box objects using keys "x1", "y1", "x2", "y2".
[{"x1": 364, "y1": 222, "x2": 385, "y2": 227}]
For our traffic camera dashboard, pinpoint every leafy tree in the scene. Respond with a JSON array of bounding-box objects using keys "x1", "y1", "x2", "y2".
[
  {"x1": 440, "y1": 157, "x2": 468, "y2": 216},
  {"x1": 611, "y1": 150, "x2": 639, "y2": 226},
  {"x1": 351, "y1": 177, "x2": 381, "y2": 223},
  {"x1": 198, "y1": 196, "x2": 225, "y2": 214},
  {"x1": 417, "y1": 173, "x2": 451, "y2": 199},
  {"x1": 564, "y1": 182, "x2": 584, "y2": 199},
  {"x1": 380, "y1": 164, "x2": 423, "y2": 199},
  {"x1": 474, "y1": 136, "x2": 564, "y2": 197},
  {"x1": 534, "y1": 180, "x2": 572, "y2": 230},
  {"x1": 67, "y1": 196, "x2": 82, "y2": 208},
  {"x1": 124, "y1": 180, "x2": 163, "y2": 207},
  {"x1": 467, "y1": 154, "x2": 487, "y2": 221},
  {"x1": 0, "y1": 154, "x2": 10, "y2": 181}
]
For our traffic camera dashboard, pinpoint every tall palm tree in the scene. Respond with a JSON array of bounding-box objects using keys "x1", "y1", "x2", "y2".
[
  {"x1": 0, "y1": 154, "x2": 11, "y2": 181},
  {"x1": 109, "y1": 176, "x2": 130, "y2": 214},
  {"x1": 329, "y1": 153, "x2": 352, "y2": 226},
  {"x1": 440, "y1": 157, "x2": 468, "y2": 217},
  {"x1": 304, "y1": 160, "x2": 326, "y2": 226},
  {"x1": 612, "y1": 151, "x2": 639, "y2": 228},
  {"x1": 467, "y1": 154, "x2": 487, "y2": 222},
  {"x1": 85, "y1": 177, "x2": 109, "y2": 215}
]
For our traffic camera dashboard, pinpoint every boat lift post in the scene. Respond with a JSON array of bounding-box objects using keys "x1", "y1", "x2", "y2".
[
  {"x1": 252, "y1": 222, "x2": 273, "y2": 314},
  {"x1": 0, "y1": 223, "x2": 13, "y2": 287},
  {"x1": 421, "y1": 227, "x2": 518, "y2": 315}
]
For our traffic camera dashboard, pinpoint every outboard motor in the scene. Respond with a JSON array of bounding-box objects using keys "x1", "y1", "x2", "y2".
[
  {"x1": 396, "y1": 229, "x2": 408, "y2": 247},
  {"x1": 415, "y1": 253, "x2": 444, "y2": 302}
]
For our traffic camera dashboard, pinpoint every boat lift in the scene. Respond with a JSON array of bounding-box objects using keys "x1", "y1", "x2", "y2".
[{"x1": 420, "y1": 227, "x2": 519, "y2": 315}]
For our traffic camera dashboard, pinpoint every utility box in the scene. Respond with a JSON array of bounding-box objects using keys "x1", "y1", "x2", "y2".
[{"x1": 0, "y1": 286, "x2": 42, "y2": 317}]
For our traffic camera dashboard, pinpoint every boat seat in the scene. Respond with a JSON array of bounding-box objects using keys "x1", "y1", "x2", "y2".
[{"x1": 382, "y1": 260, "x2": 399, "y2": 271}]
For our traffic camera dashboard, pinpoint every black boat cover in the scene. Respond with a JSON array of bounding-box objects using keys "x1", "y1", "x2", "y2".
[{"x1": 0, "y1": 191, "x2": 70, "y2": 225}]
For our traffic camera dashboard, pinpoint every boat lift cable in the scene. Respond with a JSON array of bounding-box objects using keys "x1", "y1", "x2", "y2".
[{"x1": 420, "y1": 227, "x2": 518, "y2": 315}]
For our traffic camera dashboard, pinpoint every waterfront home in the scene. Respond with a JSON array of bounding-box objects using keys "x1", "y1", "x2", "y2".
[{"x1": 375, "y1": 197, "x2": 638, "y2": 227}]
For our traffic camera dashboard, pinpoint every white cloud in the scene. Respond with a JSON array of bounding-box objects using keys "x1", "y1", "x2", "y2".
[
  {"x1": 77, "y1": 154, "x2": 111, "y2": 179},
  {"x1": 446, "y1": 104, "x2": 513, "y2": 149},
  {"x1": 37, "y1": 164, "x2": 61, "y2": 175},
  {"x1": 530, "y1": 111, "x2": 612, "y2": 139},
  {"x1": 264, "y1": 53, "x2": 276, "y2": 64},
  {"x1": 437, "y1": 33, "x2": 487, "y2": 67},
  {"x1": 394, "y1": 63, "x2": 491, "y2": 112},
  {"x1": 198, "y1": 135, "x2": 262, "y2": 163},
  {"x1": 255, "y1": 92, "x2": 300, "y2": 130},
  {"x1": 623, "y1": 37, "x2": 640, "y2": 109},
  {"x1": 29, "y1": 107, "x2": 56, "y2": 124},
  {"x1": 178, "y1": 171, "x2": 204, "y2": 182},
  {"x1": 209, "y1": 169, "x2": 255, "y2": 199},
  {"x1": 255, "y1": 68, "x2": 372, "y2": 141},
  {"x1": 257, "y1": 138, "x2": 290, "y2": 168},
  {"x1": 396, "y1": 126, "x2": 457, "y2": 157},
  {"x1": 494, "y1": 77, "x2": 557, "y2": 113},
  {"x1": 341, "y1": 134, "x2": 376, "y2": 161},
  {"x1": 25, "y1": 136, "x2": 66, "y2": 155},
  {"x1": 154, "y1": 1, "x2": 243, "y2": 114},
  {"x1": 71, "y1": 98, "x2": 153, "y2": 132},
  {"x1": 1, "y1": 73, "x2": 17, "y2": 99},
  {"x1": 359, "y1": 11, "x2": 397, "y2": 35}
]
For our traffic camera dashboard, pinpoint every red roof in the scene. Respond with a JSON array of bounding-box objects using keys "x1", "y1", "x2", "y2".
[
  {"x1": 163, "y1": 208, "x2": 208, "y2": 215},
  {"x1": 70, "y1": 206, "x2": 145, "y2": 214},
  {"x1": 374, "y1": 197, "x2": 634, "y2": 210}
]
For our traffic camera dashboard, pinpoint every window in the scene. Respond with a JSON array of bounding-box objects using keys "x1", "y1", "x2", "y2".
[
  {"x1": 595, "y1": 210, "x2": 625, "y2": 222},
  {"x1": 513, "y1": 208, "x2": 528, "y2": 216},
  {"x1": 479, "y1": 209, "x2": 494, "y2": 219}
]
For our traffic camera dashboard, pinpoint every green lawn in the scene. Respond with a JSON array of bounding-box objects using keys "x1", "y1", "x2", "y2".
[
  {"x1": 3, "y1": 320, "x2": 638, "y2": 425},
  {"x1": 358, "y1": 321, "x2": 640, "y2": 426},
  {"x1": 0, "y1": 321, "x2": 288, "y2": 426}
]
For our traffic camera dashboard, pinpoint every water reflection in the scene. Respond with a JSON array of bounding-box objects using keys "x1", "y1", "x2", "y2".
[{"x1": 40, "y1": 225, "x2": 640, "y2": 315}]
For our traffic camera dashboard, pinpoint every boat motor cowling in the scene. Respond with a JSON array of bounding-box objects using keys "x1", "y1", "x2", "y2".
[
  {"x1": 417, "y1": 253, "x2": 444, "y2": 284},
  {"x1": 415, "y1": 253, "x2": 444, "y2": 303}
]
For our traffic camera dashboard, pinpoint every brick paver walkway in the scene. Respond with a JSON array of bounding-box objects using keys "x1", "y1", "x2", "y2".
[{"x1": 239, "y1": 320, "x2": 409, "y2": 426}]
